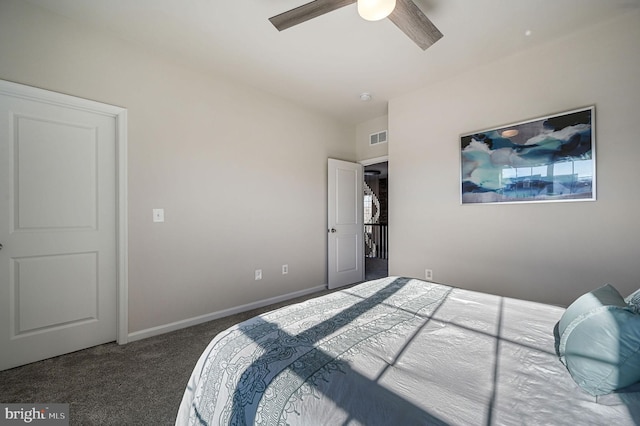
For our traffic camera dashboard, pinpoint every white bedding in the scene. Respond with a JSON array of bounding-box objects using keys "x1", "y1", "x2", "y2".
[{"x1": 176, "y1": 277, "x2": 639, "y2": 425}]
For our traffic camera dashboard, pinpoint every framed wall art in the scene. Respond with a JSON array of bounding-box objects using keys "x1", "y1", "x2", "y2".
[{"x1": 460, "y1": 106, "x2": 595, "y2": 204}]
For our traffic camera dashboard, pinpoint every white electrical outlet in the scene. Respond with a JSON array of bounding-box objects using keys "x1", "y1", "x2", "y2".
[
  {"x1": 282, "y1": 264, "x2": 288, "y2": 275},
  {"x1": 425, "y1": 269, "x2": 433, "y2": 281},
  {"x1": 255, "y1": 269, "x2": 262, "y2": 280}
]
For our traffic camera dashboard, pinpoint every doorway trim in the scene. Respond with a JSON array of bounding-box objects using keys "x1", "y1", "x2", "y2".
[
  {"x1": 0, "y1": 80, "x2": 129, "y2": 345},
  {"x1": 360, "y1": 155, "x2": 388, "y2": 167}
]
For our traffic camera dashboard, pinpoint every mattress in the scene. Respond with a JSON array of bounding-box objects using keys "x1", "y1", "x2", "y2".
[{"x1": 176, "y1": 277, "x2": 640, "y2": 425}]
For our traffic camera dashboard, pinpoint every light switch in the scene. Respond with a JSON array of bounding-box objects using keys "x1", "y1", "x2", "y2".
[{"x1": 153, "y1": 208, "x2": 165, "y2": 223}]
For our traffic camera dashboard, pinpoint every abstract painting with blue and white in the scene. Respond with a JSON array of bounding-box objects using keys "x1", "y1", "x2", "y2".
[{"x1": 461, "y1": 107, "x2": 594, "y2": 204}]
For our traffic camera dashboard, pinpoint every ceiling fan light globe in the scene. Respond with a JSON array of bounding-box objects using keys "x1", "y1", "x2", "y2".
[{"x1": 357, "y1": 0, "x2": 396, "y2": 21}]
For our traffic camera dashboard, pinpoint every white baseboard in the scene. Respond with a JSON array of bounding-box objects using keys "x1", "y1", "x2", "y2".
[{"x1": 127, "y1": 284, "x2": 327, "y2": 343}]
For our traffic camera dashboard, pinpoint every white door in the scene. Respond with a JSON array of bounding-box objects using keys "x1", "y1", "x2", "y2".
[
  {"x1": 328, "y1": 159, "x2": 364, "y2": 289},
  {"x1": 0, "y1": 82, "x2": 118, "y2": 371}
]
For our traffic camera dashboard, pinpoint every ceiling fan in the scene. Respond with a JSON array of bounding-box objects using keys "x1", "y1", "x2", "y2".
[{"x1": 269, "y1": 0, "x2": 443, "y2": 50}]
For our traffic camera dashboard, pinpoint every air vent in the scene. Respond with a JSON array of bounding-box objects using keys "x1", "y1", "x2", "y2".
[{"x1": 369, "y1": 130, "x2": 388, "y2": 146}]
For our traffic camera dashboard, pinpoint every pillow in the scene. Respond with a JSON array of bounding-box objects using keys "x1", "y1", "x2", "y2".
[
  {"x1": 558, "y1": 305, "x2": 640, "y2": 396},
  {"x1": 626, "y1": 288, "x2": 640, "y2": 314},
  {"x1": 557, "y1": 284, "x2": 627, "y2": 339}
]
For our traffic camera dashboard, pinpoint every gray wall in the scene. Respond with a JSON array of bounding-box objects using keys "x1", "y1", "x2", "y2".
[
  {"x1": 356, "y1": 115, "x2": 388, "y2": 162},
  {"x1": 0, "y1": 0, "x2": 355, "y2": 334},
  {"x1": 389, "y1": 11, "x2": 640, "y2": 306}
]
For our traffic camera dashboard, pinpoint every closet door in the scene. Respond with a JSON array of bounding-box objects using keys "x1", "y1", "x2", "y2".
[{"x1": 0, "y1": 81, "x2": 119, "y2": 370}]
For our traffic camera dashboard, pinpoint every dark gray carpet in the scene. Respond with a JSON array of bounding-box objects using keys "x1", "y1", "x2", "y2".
[
  {"x1": 365, "y1": 257, "x2": 388, "y2": 281},
  {"x1": 0, "y1": 289, "x2": 341, "y2": 425}
]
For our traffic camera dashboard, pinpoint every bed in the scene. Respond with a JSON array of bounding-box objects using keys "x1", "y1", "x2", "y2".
[{"x1": 176, "y1": 276, "x2": 640, "y2": 425}]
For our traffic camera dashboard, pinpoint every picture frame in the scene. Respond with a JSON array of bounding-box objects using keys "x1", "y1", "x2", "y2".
[{"x1": 460, "y1": 106, "x2": 595, "y2": 204}]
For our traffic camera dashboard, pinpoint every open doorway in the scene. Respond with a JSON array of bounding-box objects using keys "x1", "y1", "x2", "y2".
[{"x1": 363, "y1": 161, "x2": 388, "y2": 280}]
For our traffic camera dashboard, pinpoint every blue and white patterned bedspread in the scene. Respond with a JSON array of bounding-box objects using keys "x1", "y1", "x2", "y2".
[{"x1": 176, "y1": 277, "x2": 639, "y2": 425}]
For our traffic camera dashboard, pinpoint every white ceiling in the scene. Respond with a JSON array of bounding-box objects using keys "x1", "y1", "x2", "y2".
[{"x1": 25, "y1": 0, "x2": 639, "y2": 124}]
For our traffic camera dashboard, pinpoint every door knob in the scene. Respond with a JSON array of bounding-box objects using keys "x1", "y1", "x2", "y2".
[{"x1": 329, "y1": 228, "x2": 337, "y2": 233}]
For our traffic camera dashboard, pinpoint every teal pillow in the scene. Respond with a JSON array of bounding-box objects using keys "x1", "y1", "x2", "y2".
[
  {"x1": 626, "y1": 289, "x2": 640, "y2": 314},
  {"x1": 557, "y1": 284, "x2": 627, "y2": 339},
  {"x1": 558, "y1": 305, "x2": 640, "y2": 395}
]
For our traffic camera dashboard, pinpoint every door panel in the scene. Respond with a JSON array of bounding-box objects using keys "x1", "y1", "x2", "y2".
[
  {"x1": 0, "y1": 82, "x2": 118, "y2": 370},
  {"x1": 336, "y1": 168, "x2": 358, "y2": 225},
  {"x1": 13, "y1": 252, "x2": 98, "y2": 335},
  {"x1": 328, "y1": 159, "x2": 363, "y2": 289},
  {"x1": 336, "y1": 234, "x2": 358, "y2": 273},
  {"x1": 15, "y1": 115, "x2": 97, "y2": 230}
]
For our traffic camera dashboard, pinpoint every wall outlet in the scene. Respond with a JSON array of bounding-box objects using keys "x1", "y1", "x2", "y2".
[
  {"x1": 425, "y1": 269, "x2": 433, "y2": 281},
  {"x1": 282, "y1": 264, "x2": 288, "y2": 275},
  {"x1": 255, "y1": 269, "x2": 262, "y2": 280}
]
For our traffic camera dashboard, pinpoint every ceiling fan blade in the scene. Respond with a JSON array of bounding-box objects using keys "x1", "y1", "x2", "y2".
[
  {"x1": 388, "y1": 0, "x2": 443, "y2": 50},
  {"x1": 270, "y1": 0, "x2": 357, "y2": 31}
]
